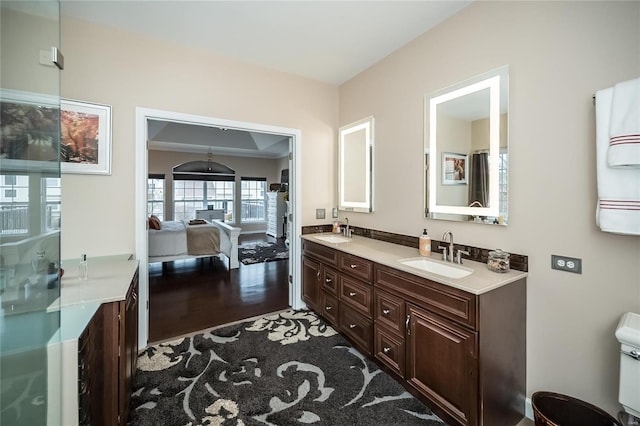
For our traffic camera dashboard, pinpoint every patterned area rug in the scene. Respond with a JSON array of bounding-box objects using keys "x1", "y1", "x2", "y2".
[
  {"x1": 129, "y1": 310, "x2": 447, "y2": 426},
  {"x1": 238, "y1": 240, "x2": 289, "y2": 265}
]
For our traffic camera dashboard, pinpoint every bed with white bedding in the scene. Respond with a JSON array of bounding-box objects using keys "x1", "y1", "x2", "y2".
[{"x1": 148, "y1": 219, "x2": 241, "y2": 269}]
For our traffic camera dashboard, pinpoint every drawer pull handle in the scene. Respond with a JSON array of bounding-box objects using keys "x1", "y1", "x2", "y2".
[
  {"x1": 406, "y1": 314, "x2": 411, "y2": 336},
  {"x1": 325, "y1": 306, "x2": 332, "y2": 311},
  {"x1": 325, "y1": 278, "x2": 332, "y2": 283},
  {"x1": 349, "y1": 324, "x2": 357, "y2": 329},
  {"x1": 348, "y1": 292, "x2": 357, "y2": 297},
  {"x1": 316, "y1": 271, "x2": 320, "y2": 278},
  {"x1": 382, "y1": 309, "x2": 390, "y2": 315},
  {"x1": 383, "y1": 347, "x2": 391, "y2": 354},
  {"x1": 350, "y1": 264, "x2": 358, "y2": 269}
]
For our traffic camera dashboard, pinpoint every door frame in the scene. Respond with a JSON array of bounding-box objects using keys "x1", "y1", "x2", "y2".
[{"x1": 134, "y1": 107, "x2": 303, "y2": 348}]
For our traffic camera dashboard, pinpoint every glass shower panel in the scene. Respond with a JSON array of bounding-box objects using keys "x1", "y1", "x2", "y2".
[{"x1": 0, "y1": 1, "x2": 62, "y2": 425}]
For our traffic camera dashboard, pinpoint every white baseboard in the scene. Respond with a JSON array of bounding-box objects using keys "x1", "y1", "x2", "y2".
[{"x1": 525, "y1": 397, "x2": 534, "y2": 420}]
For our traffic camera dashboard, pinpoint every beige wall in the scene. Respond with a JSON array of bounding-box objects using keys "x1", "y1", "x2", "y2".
[
  {"x1": 148, "y1": 150, "x2": 283, "y2": 233},
  {"x1": 1, "y1": 7, "x2": 59, "y2": 95},
  {"x1": 60, "y1": 15, "x2": 338, "y2": 259},
  {"x1": 470, "y1": 113, "x2": 508, "y2": 152},
  {"x1": 339, "y1": 0, "x2": 640, "y2": 416},
  {"x1": 436, "y1": 114, "x2": 470, "y2": 206}
]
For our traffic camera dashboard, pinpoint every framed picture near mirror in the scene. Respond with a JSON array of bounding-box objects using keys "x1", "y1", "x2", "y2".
[{"x1": 442, "y1": 152, "x2": 468, "y2": 185}]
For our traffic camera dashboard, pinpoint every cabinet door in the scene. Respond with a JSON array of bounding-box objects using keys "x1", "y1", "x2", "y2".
[
  {"x1": 406, "y1": 304, "x2": 478, "y2": 426},
  {"x1": 339, "y1": 274, "x2": 372, "y2": 317},
  {"x1": 319, "y1": 290, "x2": 339, "y2": 327},
  {"x1": 302, "y1": 256, "x2": 321, "y2": 311},
  {"x1": 339, "y1": 304, "x2": 372, "y2": 356},
  {"x1": 374, "y1": 324, "x2": 405, "y2": 378},
  {"x1": 119, "y1": 271, "x2": 140, "y2": 424},
  {"x1": 78, "y1": 308, "x2": 106, "y2": 426},
  {"x1": 321, "y1": 267, "x2": 339, "y2": 295}
]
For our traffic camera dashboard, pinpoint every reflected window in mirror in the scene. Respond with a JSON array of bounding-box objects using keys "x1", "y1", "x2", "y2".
[
  {"x1": 339, "y1": 116, "x2": 374, "y2": 213},
  {"x1": 424, "y1": 66, "x2": 509, "y2": 225}
]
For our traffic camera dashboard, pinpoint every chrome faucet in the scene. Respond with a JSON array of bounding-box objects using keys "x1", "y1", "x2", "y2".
[
  {"x1": 343, "y1": 217, "x2": 351, "y2": 238},
  {"x1": 440, "y1": 231, "x2": 454, "y2": 262}
]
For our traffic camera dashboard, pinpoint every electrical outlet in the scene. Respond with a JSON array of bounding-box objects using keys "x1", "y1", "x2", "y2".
[
  {"x1": 316, "y1": 208, "x2": 325, "y2": 219},
  {"x1": 551, "y1": 255, "x2": 582, "y2": 274},
  {"x1": 332, "y1": 208, "x2": 338, "y2": 218}
]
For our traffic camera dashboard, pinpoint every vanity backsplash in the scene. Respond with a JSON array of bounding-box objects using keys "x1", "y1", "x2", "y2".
[{"x1": 301, "y1": 224, "x2": 528, "y2": 272}]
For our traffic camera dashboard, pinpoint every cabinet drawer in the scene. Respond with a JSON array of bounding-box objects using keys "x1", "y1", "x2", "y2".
[
  {"x1": 374, "y1": 289, "x2": 405, "y2": 334},
  {"x1": 320, "y1": 291, "x2": 339, "y2": 327},
  {"x1": 374, "y1": 324, "x2": 405, "y2": 378},
  {"x1": 340, "y1": 305, "x2": 372, "y2": 355},
  {"x1": 339, "y1": 275, "x2": 372, "y2": 317},
  {"x1": 375, "y1": 265, "x2": 477, "y2": 329},
  {"x1": 339, "y1": 253, "x2": 373, "y2": 282},
  {"x1": 322, "y1": 267, "x2": 339, "y2": 294},
  {"x1": 302, "y1": 240, "x2": 338, "y2": 266}
]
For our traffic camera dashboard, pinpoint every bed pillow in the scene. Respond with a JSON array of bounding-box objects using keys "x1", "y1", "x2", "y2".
[{"x1": 149, "y1": 215, "x2": 161, "y2": 230}]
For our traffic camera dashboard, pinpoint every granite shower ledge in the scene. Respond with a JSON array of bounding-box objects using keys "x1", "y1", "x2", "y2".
[{"x1": 302, "y1": 233, "x2": 527, "y2": 295}]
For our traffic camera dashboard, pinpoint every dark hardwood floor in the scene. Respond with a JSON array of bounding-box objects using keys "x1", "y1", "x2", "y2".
[{"x1": 148, "y1": 234, "x2": 290, "y2": 343}]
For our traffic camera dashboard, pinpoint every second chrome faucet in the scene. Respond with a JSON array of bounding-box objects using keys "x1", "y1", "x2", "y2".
[
  {"x1": 440, "y1": 231, "x2": 454, "y2": 262},
  {"x1": 439, "y1": 231, "x2": 469, "y2": 264}
]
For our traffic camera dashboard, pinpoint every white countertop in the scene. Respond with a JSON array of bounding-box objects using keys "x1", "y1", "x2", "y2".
[
  {"x1": 46, "y1": 254, "x2": 139, "y2": 345},
  {"x1": 48, "y1": 254, "x2": 138, "y2": 310},
  {"x1": 48, "y1": 302, "x2": 102, "y2": 345},
  {"x1": 302, "y1": 233, "x2": 527, "y2": 295}
]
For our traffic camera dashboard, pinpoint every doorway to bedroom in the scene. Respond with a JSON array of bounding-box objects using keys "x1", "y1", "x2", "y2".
[
  {"x1": 147, "y1": 233, "x2": 289, "y2": 342},
  {"x1": 135, "y1": 108, "x2": 301, "y2": 346}
]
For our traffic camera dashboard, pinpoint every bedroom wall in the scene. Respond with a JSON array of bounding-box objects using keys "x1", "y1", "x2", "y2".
[
  {"x1": 338, "y1": 0, "x2": 639, "y2": 416},
  {"x1": 59, "y1": 15, "x2": 338, "y2": 259},
  {"x1": 148, "y1": 150, "x2": 283, "y2": 233}
]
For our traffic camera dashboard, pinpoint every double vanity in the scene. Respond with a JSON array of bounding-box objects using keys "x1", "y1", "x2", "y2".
[{"x1": 301, "y1": 232, "x2": 527, "y2": 426}]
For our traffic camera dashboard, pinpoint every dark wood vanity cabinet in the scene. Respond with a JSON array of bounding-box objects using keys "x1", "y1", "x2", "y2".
[
  {"x1": 374, "y1": 264, "x2": 526, "y2": 426},
  {"x1": 302, "y1": 239, "x2": 526, "y2": 426},
  {"x1": 406, "y1": 303, "x2": 478, "y2": 425},
  {"x1": 79, "y1": 267, "x2": 139, "y2": 425},
  {"x1": 302, "y1": 239, "x2": 339, "y2": 311},
  {"x1": 302, "y1": 256, "x2": 321, "y2": 311},
  {"x1": 78, "y1": 305, "x2": 105, "y2": 425},
  {"x1": 120, "y1": 270, "x2": 139, "y2": 424},
  {"x1": 302, "y1": 240, "x2": 374, "y2": 355}
]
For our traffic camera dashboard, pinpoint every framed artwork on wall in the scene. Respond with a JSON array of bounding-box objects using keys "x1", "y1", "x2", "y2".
[
  {"x1": 442, "y1": 152, "x2": 468, "y2": 185},
  {"x1": 60, "y1": 99, "x2": 112, "y2": 175}
]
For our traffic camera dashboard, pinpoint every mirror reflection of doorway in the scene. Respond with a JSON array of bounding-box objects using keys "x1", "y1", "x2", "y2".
[{"x1": 145, "y1": 120, "x2": 292, "y2": 343}]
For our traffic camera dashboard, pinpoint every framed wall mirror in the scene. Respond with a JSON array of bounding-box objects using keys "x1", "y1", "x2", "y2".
[
  {"x1": 424, "y1": 66, "x2": 509, "y2": 225},
  {"x1": 339, "y1": 116, "x2": 374, "y2": 213}
]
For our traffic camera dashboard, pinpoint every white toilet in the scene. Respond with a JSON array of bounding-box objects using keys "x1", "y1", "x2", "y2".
[{"x1": 616, "y1": 312, "x2": 640, "y2": 421}]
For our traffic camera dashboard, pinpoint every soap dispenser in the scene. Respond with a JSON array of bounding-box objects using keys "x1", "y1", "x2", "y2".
[{"x1": 419, "y1": 229, "x2": 431, "y2": 256}]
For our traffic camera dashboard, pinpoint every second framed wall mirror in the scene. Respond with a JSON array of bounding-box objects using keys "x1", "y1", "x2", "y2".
[
  {"x1": 424, "y1": 66, "x2": 509, "y2": 225},
  {"x1": 338, "y1": 116, "x2": 374, "y2": 213}
]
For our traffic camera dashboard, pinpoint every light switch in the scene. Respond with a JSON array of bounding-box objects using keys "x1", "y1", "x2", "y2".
[{"x1": 316, "y1": 209, "x2": 326, "y2": 219}]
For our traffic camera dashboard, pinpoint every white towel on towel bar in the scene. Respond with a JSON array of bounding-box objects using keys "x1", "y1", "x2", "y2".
[
  {"x1": 608, "y1": 77, "x2": 640, "y2": 168},
  {"x1": 596, "y1": 87, "x2": 640, "y2": 235}
]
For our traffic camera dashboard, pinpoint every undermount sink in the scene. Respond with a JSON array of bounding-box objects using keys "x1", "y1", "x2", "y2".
[
  {"x1": 399, "y1": 257, "x2": 473, "y2": 279},
  {"x1": 314, "y1": 235, "x2": 351, "y2": 244}
]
